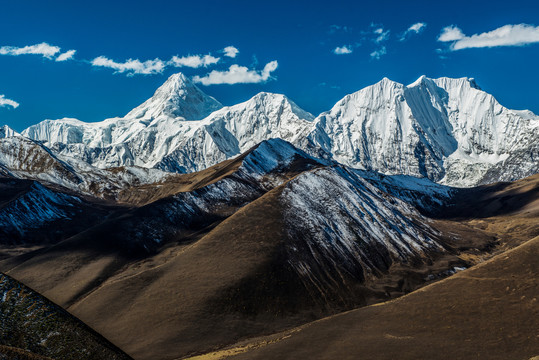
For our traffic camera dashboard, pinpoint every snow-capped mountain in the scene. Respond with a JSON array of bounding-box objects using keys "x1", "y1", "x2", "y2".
[
  {"x1": 22, "y1": 74, "x2": 314, "y2": 173},
  {"x1": 307, "y1": 76, "x2": 539, "y2": 186},
  {"x1": 154, "y1": 92, "x2": 314, "y2": 172},
  {"x1": 0, "y1": 125, "x2": 19, "y2": 138},
  {"x1": 21, "y1": 73, "x2": 538, "y2": 187},
  {"x1": 125, "y1": 73, "x2": 223, "y2": 121},
  {"x1": 0, "y1": 135, "x2": 171, "y2": 199}
]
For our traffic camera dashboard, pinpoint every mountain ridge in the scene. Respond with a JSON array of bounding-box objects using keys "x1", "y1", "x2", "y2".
[{"x1": 17, "y1": 73, "x2": 538, "y2": 188}]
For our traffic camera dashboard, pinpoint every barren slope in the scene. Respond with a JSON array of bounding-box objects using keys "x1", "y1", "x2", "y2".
[
  {"x1": 190, "y1": 174, "x2": 539, "y2": 360},
  {"x1": 208, "y1": 235, "x2": 538, "y2": 360}
]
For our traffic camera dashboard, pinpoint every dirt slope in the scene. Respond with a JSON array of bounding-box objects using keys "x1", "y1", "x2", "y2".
[{"x1": 196, "y1": 235, "x2": 539, "y2": 360}]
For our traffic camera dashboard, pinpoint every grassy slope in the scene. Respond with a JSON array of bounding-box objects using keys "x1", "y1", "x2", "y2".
[{"x1": 0, "y1": 273, "x2": 132, "y2": 360}]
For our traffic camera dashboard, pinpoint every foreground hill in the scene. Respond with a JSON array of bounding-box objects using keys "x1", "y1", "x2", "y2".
[
  {"x1": 206, "y1": 235, "x2": 538, "y2": 360},
  {"x1": 187, "y1": 173, "x2": 539, "y2": 360},
  {"x1": 0, "y1": 176, "x2": 125, "y2": 257},
  {"x1": 3, "y1": 140, "x2": 532, "y2": 359},
  {"x1": 0, "y1": 272, "x2": 131, "y2": 360}
]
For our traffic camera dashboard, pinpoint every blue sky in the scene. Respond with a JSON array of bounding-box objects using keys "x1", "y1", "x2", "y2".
[{"x1": 1, "y1": 0, "x2": 538, "y2": 131}]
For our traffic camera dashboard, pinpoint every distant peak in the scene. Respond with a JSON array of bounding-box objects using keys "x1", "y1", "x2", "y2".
[
  {"x1": 168, "y1": 72, "x2": 188, "y2": 81},
  {"x1": 247, "y1": 92, "x2": 314, "y2": 121},
  {"x1": 432, "y1": 76, "x2": 482, "y2": 91},
  {"x1": 374, "y1": 77, "x2": 405, "y2": 89},
  {"x1": 406, "y1": 76, "x2": 482, "y2": 91},
  {"x1": 0, "y1": 125, "x2": 20, "y2": 138},
  {"x1": 378, "y1": 77, "x2": 398, "y2": 85},
  {"x1": 157, "y1": 72, "x2": 197, "y2": 95},
  {"x1": 125, "y1": 72, "x2": 222, "y2": 120},
  {"x1": 252, "y1": 92, "x2": 287, "y2": 101},
  {"x1": 341, "y1": 77, "x2": 403, "y2": 102},
  {"x1": 407, "y1": 75, "x2": 430, "y2": 87},
  {"x1": 163, "y1": 72, "x2": 191, "y2": 87}
]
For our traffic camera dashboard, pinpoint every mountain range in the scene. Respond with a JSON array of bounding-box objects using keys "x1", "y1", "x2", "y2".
[
  {"x1": 0, "y1": 73, "x2": 537, "y2": 360},
  {"x1": 16, "y1": 72, "x2": 539, "y2": 189}
]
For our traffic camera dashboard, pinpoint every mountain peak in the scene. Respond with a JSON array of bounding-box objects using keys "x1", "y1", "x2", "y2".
[
  {"x1": 159, "y1": 72, "x2": 192, "y2": 92},
  {"x1": 407, "y1": 75, "x2": 429, "y2": 87},
  {"x1": 431, "y1": 76, "x2": 482, "y2": 91},
  {"x1": 0, "y1": 125, "x2": 20, "y2": 138},
  {"x1": 247, "y1": 92, "x2": 315, "y2": 121},
  {"x1": 406, "y1": 76, "x2": 481, "y2": 91},
  {"x1": 377, "y1": 77, "x2": 402, "y2": 87},
  {"x1": 125, "y1": 72, "x2": 223, "y2": 121}
]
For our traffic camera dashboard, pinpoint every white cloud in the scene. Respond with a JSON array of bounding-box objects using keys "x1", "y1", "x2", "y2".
[
  {"x1": 408, "y1": 22, "x2": 427, "y2": 33},
  {"x1": 56, "y1": 49, "x2": 76, "y2": 62},
  {"x1": 438, "y1": 25, "x2": 466, "y2": 42},
  {"x1": 193, "y1": 61, "x2": 278, "y2": 85},
  {"x1": 223, "y1": 46, "x2": 239, "y2": 58},
  {"x1": 169, "y1": 54, "x2": 220, "y2": 68},
  {"x1": 333, "y1": 45, "x2": 353, "y2": 55},
  {"x1": 91, "y1": 56, "x2": 166, "y2": 75},
  {"x1": 370, "y1": 46, "x2": 387, "y2": 60},
  {"x1": 0, "y1": 95, "x2": 19, "y2": 109},
  {"x1": 400, "y1": 22, "x2": 426, "y2": 41},
  {"x1": 0, "y1": 42, "x2": 61, "y2": 59},
  {"x1": 438, "y1": 23, "x2": 539, "y2": 50}
]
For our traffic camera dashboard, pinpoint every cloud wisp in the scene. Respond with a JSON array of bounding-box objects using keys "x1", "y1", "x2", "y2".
[
  {"x1": 0, "y1": 42, "x2": 60, "y2": 58},
  {"x1": 91, "y1": 57, "x2": 166, "y2": 76},
  {"x1": 400, "y1": 22, "x2": 426, "y2": 41},
  {"x1": 1, "y1": 42, "x2": 279, "y2": 85},
  {"x1": 370, "y1": 46, "x2": 387, "y2": 60},
  {"x1": 0, "y1": 95, "x2": 19, "y2": 109},
  {"x1": 169, "y1": 54, "x2": 220, "y2": 68},
  {"x1": 0, "y1": 42, "x2": 76, "y2": 62},
  {"x1": 92, "y1": 46, "x2": 243, "y2": 75},
  {"x1": 329, "y1": 25, "x2": 351, "y2": 34},
  {"x1": 193, "y1": 61, "x2": 278, "y2": 85},
  {"x1": 56, "y1": 50, "x2": 77, "y2": 62},
  {"x1": 223, "y1": 46, "x2": 239, "y2": 58},
  {"x1": 333, "y1": 45, "x2": 353, "y2": 55},
  {"x1": 438, "y1": 24, "x2": 539, "y2": 50},
  {"x1": 0, "y1": 42, "x2": 245, "y2": 76},
  {"x1": 373, "y1": 27, "x2": 390, "y2": 43},
  {"x1": 369, "y1": 25, "x2": 390, "y2": 60}
]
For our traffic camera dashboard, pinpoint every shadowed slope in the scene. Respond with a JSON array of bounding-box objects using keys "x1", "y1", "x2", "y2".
[
  {"x1": 211, "y1": 235, "x2": 538, "y2": 360},
  {"x1": 35, "y1": 166, "x2": 493, "y2": 360}
]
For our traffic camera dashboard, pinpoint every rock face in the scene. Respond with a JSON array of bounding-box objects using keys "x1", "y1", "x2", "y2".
[{"x1": 19, "y1": 74, "x2": 539, "y2": 187}]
